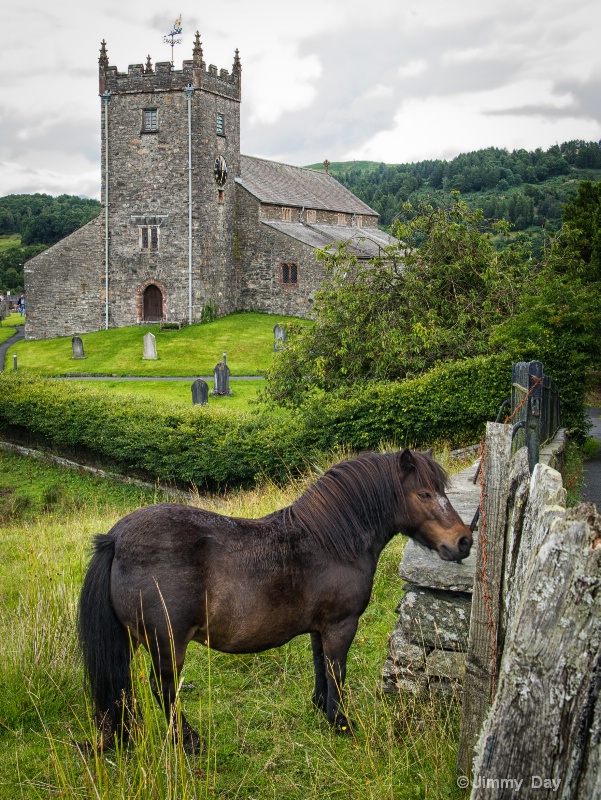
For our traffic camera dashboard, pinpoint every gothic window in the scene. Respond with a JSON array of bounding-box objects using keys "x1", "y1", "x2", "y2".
[
  {"x1": 337, "y1": 213, "x2": 347, "y2": 226},
  {"x1": 306, "y1": 209, "x2": 317, "y2": 223},
  {"x1": 280, "y1": 262, "x2": 298, "y2": 285},
  {"x1": 216, "y1": 113, "x2": 225, "y2": 136},
  {"x1": 355, "y1": 215, "x2": 363, "y2": 228},
  {"x1": 142, "y1": 109, "x2": 158, "y2": 132},
  {"x1": 282, "y1": 207, "x2": 292, "y2": 222},
  {"x1": 140, "y1": 226, "x2": 159, "y2": 251}
]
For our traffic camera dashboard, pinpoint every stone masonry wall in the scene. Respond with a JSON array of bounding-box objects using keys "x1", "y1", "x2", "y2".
[
  {"x1": 236, "y1": 186, "x2": 325, "y2": 318},
  {"x1": 25, "y1": 217, "x2": 105, "y2": 340}
]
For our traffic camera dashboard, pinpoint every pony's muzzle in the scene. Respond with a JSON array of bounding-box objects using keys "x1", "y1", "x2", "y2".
[{"x1": 438, "y1": 532, "x2": 472, "y2": 562}]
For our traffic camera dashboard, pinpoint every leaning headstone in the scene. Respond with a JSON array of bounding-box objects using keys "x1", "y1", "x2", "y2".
[
  {"x1": 212, "y1": 353, "x2": 232, "y2": 396},
  {"x1": 143, "y1": 332, "x2": 157, "y2": 360},
  {"x1": 273, "y1": 323, "x2": 287, "y2": 351},
  {"x1": 191, "y1": 378, "x2": 209, "y2": 406},
  {"x1": 71, "y1": 336, "x2": 86, "y2": 360}
]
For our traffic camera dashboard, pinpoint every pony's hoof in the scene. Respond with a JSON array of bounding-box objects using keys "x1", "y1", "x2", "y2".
[
  {"x1": 180, "y1": 729, "x2": 203, "y2": 755},
  {"x1": 333, "y1": 716, "x2": 354, "y2": 736}
]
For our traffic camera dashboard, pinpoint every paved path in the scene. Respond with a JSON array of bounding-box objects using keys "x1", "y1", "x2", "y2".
[
  {"x1": 0, "y1": 325, "x2": 24, "y2": 371},
  {"x1": 61, "y1": 375, "x2": 264, "y2": 381},
  {"x1": 583, "y1": 407, "x2": 601, "y2": 513}
]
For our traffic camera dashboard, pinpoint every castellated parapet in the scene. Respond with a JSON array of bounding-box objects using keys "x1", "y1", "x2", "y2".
[{"x1": 98, "y1": 34, "x2": 241, "y2": 100}]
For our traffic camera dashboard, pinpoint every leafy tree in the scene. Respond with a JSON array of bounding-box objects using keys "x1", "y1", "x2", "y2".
[
  {"x1": 490, "y1": 224, "x2": 601, "y2": 434},
  {"x1": 561, "y1": 180, "x2": 601, "y2": 281},
  {"x1": 264, "y1": 197, "x2": 530, "y2": 407},
  {"x1": 0, "y1": 245, "x2": 47, "y2": 293}
]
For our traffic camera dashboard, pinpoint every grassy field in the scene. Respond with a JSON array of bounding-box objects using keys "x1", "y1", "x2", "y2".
[
  {"x1": 8, "y1": 312, "x2": 308, "y2": 377},
  {"x1": 0, "y1": 448, "x2": 466, "y2": 800},
  {"x1": 70, "y1": 378, "x2": 265, "y2": 410},
  {"x1": 0, "y1": 234, "x2": 21, "y2": 252}
]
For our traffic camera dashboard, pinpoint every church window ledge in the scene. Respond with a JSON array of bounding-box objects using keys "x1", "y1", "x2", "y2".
[
  {"x1": 280, "y1": 262, "x2": 298, "y2": 285},
  {"x1": 142, "y1": 109, "x2": 158, "y2": 132},
  {"x1": 140, "y1": 226, "x2": 159, "y2": 251}
]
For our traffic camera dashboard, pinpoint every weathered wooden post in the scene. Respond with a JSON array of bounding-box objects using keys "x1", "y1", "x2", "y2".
[
  {"x1": 470, "y1": 501, "x2": 601, "y2": 799},
  {"x1": 457, "y1": 422, "x2": 513, "y2": 776}
]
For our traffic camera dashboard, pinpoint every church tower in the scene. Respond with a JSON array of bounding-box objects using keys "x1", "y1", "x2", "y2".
[{"x1": 98, "y1": 33, "x2": 241, "y2": 326}]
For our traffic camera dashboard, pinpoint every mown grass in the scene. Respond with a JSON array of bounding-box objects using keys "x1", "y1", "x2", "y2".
[
  {"x1": 69, "y1": 378, "x2": 265, "y2": 410},
  {"x1": 0, "y1": 234, "x2": 21, "y2": 252},
  {"x1": 9, "y1": 312, "x2": 307, "y2": 377},
  {"x1": 0, "y1": 449, "x2": 466, "y2": 800}
]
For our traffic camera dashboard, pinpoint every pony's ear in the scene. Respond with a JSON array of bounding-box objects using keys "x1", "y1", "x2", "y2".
[
  {"x1": 423, "y1": 447, "x2": 434, "y2": 458},
  {"x1": 399, "y1": 448, "x2": 415, "y2": 471}
]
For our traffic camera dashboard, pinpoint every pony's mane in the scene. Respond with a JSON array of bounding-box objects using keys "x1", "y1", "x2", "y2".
[{"x1": 284, "y1": 450, "x2": 448, "y2": 561}]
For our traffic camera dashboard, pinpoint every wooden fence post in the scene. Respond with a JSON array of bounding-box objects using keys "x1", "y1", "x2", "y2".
[
  {"x1": 457, "y1": 422, "x2": 513, "y2": 776},
  {"x1": 470, "y1": 503, "x2": 601, "y2": 799}
]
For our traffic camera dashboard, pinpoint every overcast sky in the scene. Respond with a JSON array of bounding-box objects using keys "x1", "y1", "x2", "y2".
[{"x1": 1, "y1": 0, "x2": 600, "y2": 199}]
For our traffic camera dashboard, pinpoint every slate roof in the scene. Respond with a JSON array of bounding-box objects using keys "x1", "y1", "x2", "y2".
[
  {"x1": 260, "y1": 221, "x2": 396, "y2": 258},
  {"x1": 237, "y1": 154, "x2": 377, "y2": 216}
]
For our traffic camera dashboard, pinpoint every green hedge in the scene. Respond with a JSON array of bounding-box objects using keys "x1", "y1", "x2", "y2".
[
  {"x1": 300, "y1": 353, "x2": 513, "y2": 451},
  {"x1": 0, "y1": 356, "x2": 512, "y2": 487}
]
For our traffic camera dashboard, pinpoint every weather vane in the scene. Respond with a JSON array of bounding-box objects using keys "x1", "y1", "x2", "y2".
[{"x1": 164, "y1": 15, "x2": 183, "y2": 65}]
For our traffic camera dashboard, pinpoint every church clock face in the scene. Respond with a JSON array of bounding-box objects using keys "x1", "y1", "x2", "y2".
[{"x1": 214, "y1": 156, "x2": 227, "y2": 187}]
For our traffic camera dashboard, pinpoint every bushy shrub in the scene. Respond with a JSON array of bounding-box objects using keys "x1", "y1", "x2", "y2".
[
  {"x1": 298, "y1": 353, "x2": 513, "y2": 452},
  {"x1": 0, "y1": 357, "x2": 512, "y2": 487}
]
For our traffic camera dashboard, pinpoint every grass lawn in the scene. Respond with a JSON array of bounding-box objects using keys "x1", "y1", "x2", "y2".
[
  {"x1": 0, "y1": 448, "x2": 465, "y2": 800},
  {"x1": 0, "y1": 312, "x2": 23, "y2": 344},
  {"x1": 9, "y1": 311, "x2": 309, "y2": 377},
  {"x1": 71, "y1": 378, "x2": 265, "y2": 410},
  {"x1": 0, "y1": 234, "x2": 21, "y2": 251}
]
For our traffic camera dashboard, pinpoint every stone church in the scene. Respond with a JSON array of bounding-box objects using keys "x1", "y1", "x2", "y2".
[{"x1": 25, "y1": 34, "x2": 394, "y2": 340}]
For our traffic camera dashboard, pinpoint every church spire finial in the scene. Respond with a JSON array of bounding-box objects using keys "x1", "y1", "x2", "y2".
[
  {"x1": 233, "y1": 48, "x2": 241, "y2": 74},
  {"x1": 193, "y1": 31, "x2": 203, "y2": 67},
  {"x1": 99, "y1": 39, "x2": 109, "y2": 69},
  {"x1": 145, "y1": 54, "x2": 153, "y2": 73}
]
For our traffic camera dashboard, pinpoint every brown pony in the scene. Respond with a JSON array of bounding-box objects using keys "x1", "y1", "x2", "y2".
[{"x1": 78, "y1": 449, "x2": 471, "y2": 752}]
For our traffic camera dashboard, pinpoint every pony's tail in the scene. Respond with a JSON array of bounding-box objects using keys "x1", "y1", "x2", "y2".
[{"x1": 78, "y1": 532, "x2": 132, "y2": 740}]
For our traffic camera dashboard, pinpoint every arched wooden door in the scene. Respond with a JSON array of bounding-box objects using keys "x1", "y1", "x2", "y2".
[{"x1": 143, "y1": 284, "x2": 163, "y2": 321}]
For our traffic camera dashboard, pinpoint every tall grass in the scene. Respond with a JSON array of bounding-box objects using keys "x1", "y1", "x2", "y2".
[{"x1": 0, "y1": 450, "x2": 466, "y2": 799}]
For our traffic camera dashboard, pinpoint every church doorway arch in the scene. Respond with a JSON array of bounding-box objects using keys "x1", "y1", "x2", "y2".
[{"x1": 143, "y1": 283, "x2": 163, "y2": 321}]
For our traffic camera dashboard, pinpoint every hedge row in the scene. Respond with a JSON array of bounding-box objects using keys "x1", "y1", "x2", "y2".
[{"x1": 0, "y1": 355, "x2": 512, "y2": 488}]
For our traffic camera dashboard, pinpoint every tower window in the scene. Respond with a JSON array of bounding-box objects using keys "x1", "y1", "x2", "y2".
[
  {"x1": 337, "y1": 213, "x2": 347, "y2": 226},
  {"x1": 280, "y1": 262, "x2": 298, "y2": 285},
  {"x1": 142, "y1": 109, "x2": 158, "y2": 132},
  {"x1": 282, "y1": 207, "x2": 292, "y2": 222},
  {"x1": 216, "y1": 113, "x2": 225, "y2": 136},
  {"x1": 306, "y1": 209, "x2": 316, "y2": 223},
  {"x1": 140, "y1": 226, "x2": 159, "y2": 251}
]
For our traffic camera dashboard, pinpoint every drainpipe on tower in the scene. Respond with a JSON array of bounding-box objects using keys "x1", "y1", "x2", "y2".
[
  {"x1": 101, "y1": 90, "x2": 111, "y2": 330},
  {"x1": 185, "y1": 83, "x2": 194, "y2": 326}
]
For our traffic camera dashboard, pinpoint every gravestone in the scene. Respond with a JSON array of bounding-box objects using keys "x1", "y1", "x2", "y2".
[
  {"x1": 191, "y1": 378, "x2": 209, "y2": 406},
  {"x1": 143, "y1": 332, "x2": 157, "y2": 360},
  {"x1": 273, "y1": 323, "x2": 287, "y2": 351},
  {"x1": 212, "y1": 353, "x2": 232, "y2": 396},
  {"x1": 71, "y1": 336, "x2": 85, "y2": 359}
]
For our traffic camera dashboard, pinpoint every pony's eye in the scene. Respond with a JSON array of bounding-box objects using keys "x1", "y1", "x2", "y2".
[{"x1": 418, "y1": 491, "x2": 432, "y2": 501}]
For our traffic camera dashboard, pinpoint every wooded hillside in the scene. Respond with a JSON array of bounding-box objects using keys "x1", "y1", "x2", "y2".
[
  {"x1": 308, "y1": 140, "x2": 601, "y2": 253},
  {"x1": 0, "y1": 194, "x2": 100, "y2": 246}
]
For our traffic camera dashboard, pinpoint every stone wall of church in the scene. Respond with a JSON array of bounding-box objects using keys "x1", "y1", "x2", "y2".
[
  {"x1": 24, "y1": 217, "x2": 105, "y2": 340},
  {"x1": 236, "y1": 186, "x2": 324, "y2": 318},
  {"x1": 100, "y1": 77, "x2": 241, "y2": 327}
]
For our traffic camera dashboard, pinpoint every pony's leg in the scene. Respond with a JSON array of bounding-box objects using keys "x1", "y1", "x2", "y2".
[
  {"x1": 310, "y1": 632, "x2": 328, "y2": 714},
  {"x1": 321, "y1": 619, "x2": 359, "y2": 734},
  {"x1": 149, "y1": 639, "x2": 201, "y2": 754}
]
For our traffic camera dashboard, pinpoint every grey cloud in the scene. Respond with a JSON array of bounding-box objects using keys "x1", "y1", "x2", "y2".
[
  {"x1": 0, "y1": 111, "x2": 99, "y2": 165},
  {"x1": 485, "y1": 77, "x2": 601, "y2": 123},
  {"x1": 242, "y1": 17, "x2": 525, "y2": 163}
]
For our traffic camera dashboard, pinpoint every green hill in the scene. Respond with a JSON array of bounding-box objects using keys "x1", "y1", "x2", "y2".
[{"x1": 307, "y1": 140, "x2": 601, "y2": 254}]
